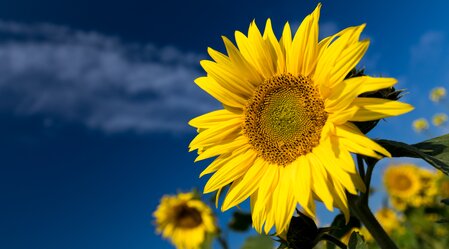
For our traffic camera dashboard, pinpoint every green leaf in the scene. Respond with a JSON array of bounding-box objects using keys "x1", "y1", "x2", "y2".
[
  {"x1": 228, "y1": 211, "x2": 252, "y2": 232},
  {"x1": 327, "y1": 214, "x2": 360, "y2": 249},
  {"x1": 376, "y1": 135, "x2": 449, "y2": 175},
  {"x1": 348, "y1": 232, "x2": 368, "y2": 249},
  {"x1": 199, "y1": 232, "x2": 215, "y2": 249},
  {"x1": 241, "y1": 235, "x2": 274, "y2": 249},
  {"x1": 437, "y1": 218, "x2": 449, "y2": 223},
  {"x1": 442, "y1": 198, "x2": 449, "y2": 205}
]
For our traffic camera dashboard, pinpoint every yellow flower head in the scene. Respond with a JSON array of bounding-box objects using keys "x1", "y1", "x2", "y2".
[
  {"x1": 189, "y1": 4, "x2": 413, "y2": 234},
  {"x1": 432, "y1": 113, "x2": 448, "y2": 127},
  {"x1": 430, "y1": 87, "x2": 446, "y2": 102},
  {"x1": 375, "y1": 208, "x2": 401, "y2": 234},
  {"x1": 153, "y1": 192, "x2": 217, "y2": 249},
  {"x1": 384, "y1": 164, "x2": 422, "y2": 199},
  {"x1": 412, "y1": 118, "x2": 429, "y2": 133}
]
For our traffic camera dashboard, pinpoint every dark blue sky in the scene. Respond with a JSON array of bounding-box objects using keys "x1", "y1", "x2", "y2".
[{"x1": 1, "y1": 1, "x2": 449, "y2": 248}]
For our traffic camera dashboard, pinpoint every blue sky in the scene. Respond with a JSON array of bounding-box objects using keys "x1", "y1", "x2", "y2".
[{"x1": 1, "y1": 0, "x2": 449, "y2": 248}]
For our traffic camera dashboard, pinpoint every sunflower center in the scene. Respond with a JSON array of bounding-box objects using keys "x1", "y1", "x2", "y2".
[
  {"x1": 243, "y1": 73, "x2": 328, "y2": 166},
  {"x1": 174, "y1": 204, "x2": 203, "y2": 229},
  {"x1": 394, "y1": 175, "x2": 412, "y2": 191}
]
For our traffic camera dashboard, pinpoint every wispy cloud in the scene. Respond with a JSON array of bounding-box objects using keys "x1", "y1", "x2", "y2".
[
  {"x1": 410, "y1": 31, "x2": 446, "y2": 69},
  {"x1": 0, "y1": 21, "x2": 219, "y2": 133}
]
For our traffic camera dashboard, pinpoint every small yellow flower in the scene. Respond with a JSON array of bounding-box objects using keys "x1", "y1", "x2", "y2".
[
  {"x1": 412, "y1": 118, "x2": 429, "y2": 133},
  {"x1": 153, "y1": 192, "x2": 217, "y2": 249},
  {"x1": 384, "y1": 164, "x2": 422, "y2": 199},
  {"x1": 432, "y1": 113, "x2": 448, "y2": 127},
  {"x1": 430, "y1": 87, "x2": 446, "y2": 102},
  {"x1": 375, "y1": 208, "x2": 401, "y2": 234}
]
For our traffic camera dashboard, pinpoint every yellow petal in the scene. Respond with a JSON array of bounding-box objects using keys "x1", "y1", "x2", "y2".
[
  {"x1": 204, "y1": 149, "x2": 256, "y2": 193},
  {"x1": 355, "y1": 76, "x2": 397, "y2": 95},
  {"x1": 288, "y1": 3, "x2": 321, "y2": 76},
  {"x1": 195, "y1": 76, "x2": 246, "y2": 108},
  {"x1": 314, "y1": 24, "x2": 366, "y2": 96},
  {"x1": 189, "y1": 117, "x2": 241, "y2": 152},
  {"x1": 275, "y1": 165, "x2": 297, "y2": 233},
  {"x1": 335, "y1": 123, "x2": 391, "y2": 158},
  {"x1": 252, "y1": 164, "x2": 279, "y2": 232},
  {"x1": 280, "y1": 22, "x2": 292, "y2": 62},
  {"x1": 222, "y1": 36, "x2": 263, "y2": 86},
  {"x1": 307, "y1": 153, "x2": 334, "y2": 211},
  {"x1": 350, "y1": 98, "x2": 414, "y2": 121},
  {"x1": 314, "y1": 142, "x2": 358, "y2": 194},
  {"x1": 263, "y1": 19, "x2": 286, "y2": 74},
  {"x1": 195, "y1": 136, "x2": 248, "y2": 162},
  {"x1": 222, "y1": 157, "x2": 268, "y2": 211},
  {"x1": 235, "y1": 22, "x2": 275, "y2": 78},
  {"x1": 189, "y1": 109, "x2": 241, "y2": 129},
  {"x1": 328, "y1": 40, "x2": 369, "y2": 87},
  {"x1": 292, "y1": 156, "x2": 312, "y2": 214},
  {"x1": 201, "y1": 60, "x2": 253, "y2": 97}
]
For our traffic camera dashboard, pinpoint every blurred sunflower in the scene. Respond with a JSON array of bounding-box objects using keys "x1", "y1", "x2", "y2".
[
  {"x1": 384, "y1": 164, "x2": 422, "y2": 199},
  {"x1": 432, "y1": 113, "x2": 448, "y2": 127},
  {"x1": 375, "y1": 208, "x2": 401, "y2": 235},
  {"x1": 412, "y1": 118, "x2": 429, "y2": 133},
  {"x1": 390, "y1": 196, "x2": 407, "y2": 211},
  {"x1": 189, "y1": 4, "x2": 413, "y2": 234},
  {"x1": 430, "y1": 87, "x2": 446, "y2": 103},
  {"x1": 153, "y1": 192, "x2": 216, "y2": 249}
]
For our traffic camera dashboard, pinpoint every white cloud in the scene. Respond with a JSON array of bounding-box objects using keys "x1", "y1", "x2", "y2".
[
  {"x1": 410, "y1": 31, "x2": 446, "y2": 67},
  {"x1": 0, "y1": 21, "x2": 219, "y2": 133}
]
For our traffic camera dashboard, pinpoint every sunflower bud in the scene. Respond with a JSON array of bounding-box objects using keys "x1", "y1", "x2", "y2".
[{"x1": 285, "y1": 214, "x2": 320, "y2": 249}]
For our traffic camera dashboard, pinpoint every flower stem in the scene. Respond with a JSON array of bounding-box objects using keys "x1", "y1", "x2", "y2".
[
  {"x1": 348, "y1": 157, "x2": 398, "y2": 249},
  {"x1": 217, "y1": 236, "x2": 229, "y2": 249},
  {"x1": 321, "y1": 234, "x2": 347, "y2": 249}
]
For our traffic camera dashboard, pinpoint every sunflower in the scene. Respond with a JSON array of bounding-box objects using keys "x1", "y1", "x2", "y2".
[
  {"x1": 430, "y1": 87, "x2": 446, "y2": 103},
  {"x1": 432, "y1": 113, "x2": 448, "y2": 127},
  {"x1": 189, "y1": 4, "x2": 413, "y2": 234},
  {"x1": 153, "y1": 192, "x2": 217, "y2": 249},
  {"x1": 412, "y1": 118, "x2": 429, "y2": 133},
  {"x1": 375, "y1": 208, "x2": 401, "y2": 235},
  {"x1": 384, "y1": 164, "x2": 421, "y2": 199}
]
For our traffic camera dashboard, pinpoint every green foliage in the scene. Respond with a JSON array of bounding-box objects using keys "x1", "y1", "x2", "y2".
[
  {"x1": 240, "y1": 235, "x2": 274, "y2": 249},
  {"x1": 228, "y1": 211, "x2": 253, "y2": 232},
  {"x1": 348, "y1": 232, "x2": 368, "y2": 249},
  {"x1": 199, "y1": 232, "x2": 215, "y2": 249},
  {"x1": 327, "y1": 214, "x2": 361, "y2": 249},
  {"x1": 377, "y1": 134, "x2": 449, "y2": 175}
]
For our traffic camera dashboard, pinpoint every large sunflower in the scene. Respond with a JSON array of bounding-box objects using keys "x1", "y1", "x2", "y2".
[
  {"x1": 189, "y1": 4, "x2": 413, "y2": 234},
  {"x1": 153, "y1": 192, "x2": 217, "y2": 249}
]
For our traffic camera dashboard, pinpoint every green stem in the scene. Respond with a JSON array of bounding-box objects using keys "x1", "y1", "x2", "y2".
[
  {"x1": 349, "y1": 156, "x2": 398, "y2": 249},
  {"x1": 321, "y1": 234, "x2": 347, "y2": 249},
  {"x1": 357, "y1": 155, "x2": 365, "y2": 180},
  {"x1": 348, "y1": 195, "x2": 398, "y2": 249},
  {"x1": 217, "y1": 235, "x2": 229, "y2": 249},
  {"x1": 361, "y1": 158, "x2": 375, "y2": 206}
]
